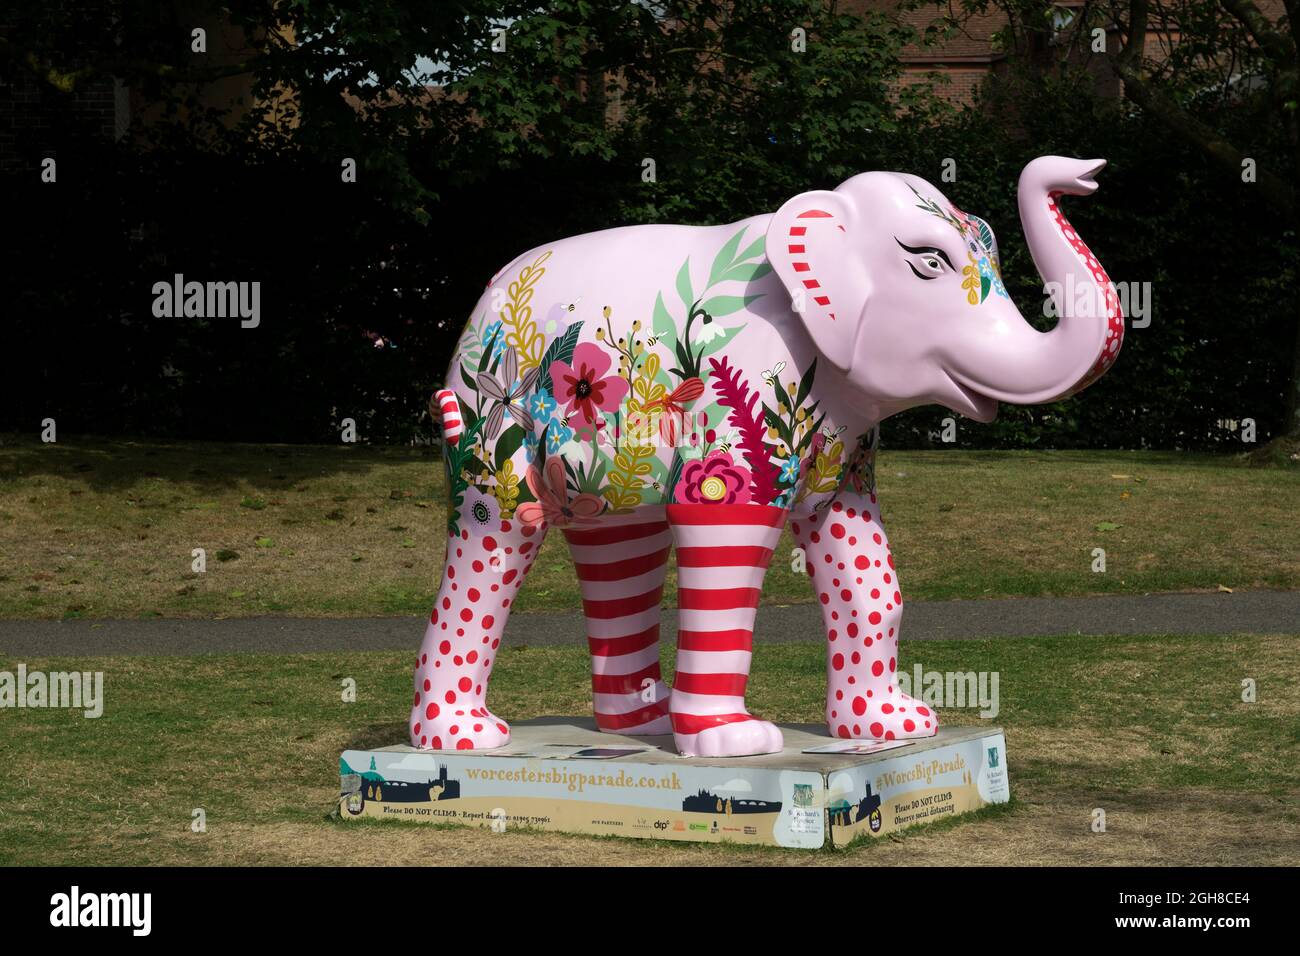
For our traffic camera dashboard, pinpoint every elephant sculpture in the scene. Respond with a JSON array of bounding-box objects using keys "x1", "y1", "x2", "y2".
[{"x1": 411, "y1": 155, "x2": 1124, "y2": 758}]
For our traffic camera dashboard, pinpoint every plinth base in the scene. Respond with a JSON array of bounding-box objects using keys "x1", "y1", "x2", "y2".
[{"x1": 339, "y1": 719, "x2": 1009, "y2": 849}]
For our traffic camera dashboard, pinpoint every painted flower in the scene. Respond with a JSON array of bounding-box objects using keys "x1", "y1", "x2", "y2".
[
  {"x1": 516, "y1": 457, "x2": 604, "y2": 528},
  {"x1": 481, "y1": 320, "x2": 505, "y2": 357},
  {"x1": 477, "y1": 346, "x2": 539, "y2": 438},
  {"x1": 528, "y1": 388, "x2": 558, "y2": 424},
  {"x1": 559, "y1": 434, "x2": 587, "y2": 464},
  {"x1": 460, "y1": 487, "x2": 499, "y2": 532},
  {"x1": 675, "y1": 450, "x2": 752, "y2": 505},
  {"x1": 546, "y1": 421, "x2": 575, "y2": 455},
  {"x1": 548, "y1": 343, "x2": 629, "y2": 434},
  {"x1": 779, "y1": 455, "x2": 800, "y2": 485},
  {"x1": 695, "y1": 316, "x2": 727, "y2": 344}
]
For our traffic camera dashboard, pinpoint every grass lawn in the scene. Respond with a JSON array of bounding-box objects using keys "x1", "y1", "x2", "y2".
[
  {"x1": 2, "y1": 634, "x2": 1296, "y2": 866},
  {"x1": 0, "y1": 436, "x2": 1296, "y2": 619}
]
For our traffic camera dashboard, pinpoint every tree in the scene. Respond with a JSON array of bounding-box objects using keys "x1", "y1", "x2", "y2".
[{"x1": 932, "y1": 0, "x2": 1299, "y2": 444}]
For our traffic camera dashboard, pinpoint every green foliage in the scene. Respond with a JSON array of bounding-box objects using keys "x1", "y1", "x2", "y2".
[{"x1": 2, "y1": 1, "x2": 1293, "y2": 449}]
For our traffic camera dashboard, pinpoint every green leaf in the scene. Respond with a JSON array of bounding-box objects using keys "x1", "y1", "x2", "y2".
[
  {"x1": 720, "y1": 261, "x2": 773, "y2": 284},
  {"x1": 479, "y1": 327, "x2": 500, "y2": 373},
  {"x1": 537, "y1": 322, "x2": 582, "y2": 393},
  {"x1": 795, "y1": 357, "x2": 817, "y2": 408},
  {"x1": 708, "y1": 228, "x2": 746, "y2": 286},
  {"x1": 460, "y1": 363, "x2": 476, "y2": 393},
  {"x1": 701, "y1": 294, "x2": 762, "y2": 318},
  {"x1": 494, "y1": 424, "x2": 526, "y2": 471},
  {"x1": 737, "y1": 234, "x2": 766, "y2": 262},
  {"x1": 1095, "y1": 521, "x2": 1122, "y2": 532},
  {"x1": 652, "y1": 292, "x2": 677, "y2": 349},
  {"x1": 675, "y1": 259, "x2": 694, "y2": 311},
  {"x1": 664, "y1": 453, "x2": 684, "y2": 501}
]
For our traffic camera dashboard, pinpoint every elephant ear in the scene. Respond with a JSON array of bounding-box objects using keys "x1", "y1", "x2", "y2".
[{"x1": 765, "y1": 189, "x2": 869, "y2": 378}]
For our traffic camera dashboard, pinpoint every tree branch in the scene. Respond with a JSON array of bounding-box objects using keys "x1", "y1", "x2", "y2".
[
  {"x1": 1113, "y1": 57, "x2": 1296, "y2": 215},
  {"x1": 1218, "y1": 0, "x2": 1296, "y2": 62}
]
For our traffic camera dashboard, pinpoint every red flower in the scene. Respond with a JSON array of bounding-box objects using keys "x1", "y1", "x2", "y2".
[
  {"x1": 675, "y1": 450, "x2": 752, "y2": 505},
  {"x1": 549, "y1": 343, "x2": 629, "y2": 435},
  {"x1": 516, "y1": 457, "x2": 604, "y2": 528}
]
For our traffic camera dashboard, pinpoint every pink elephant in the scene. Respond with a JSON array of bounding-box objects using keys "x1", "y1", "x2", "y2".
[{"x1": 413, "y1": 156, "x2": 1124, "y2": 757}]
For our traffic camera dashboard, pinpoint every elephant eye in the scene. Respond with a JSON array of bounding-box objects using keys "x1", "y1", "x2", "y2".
[{"x1": 896, "y1": 239, "x2": 953, "y2": 280}]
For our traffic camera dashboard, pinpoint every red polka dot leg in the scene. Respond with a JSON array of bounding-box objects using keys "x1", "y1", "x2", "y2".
[
  {"x1": 409, "y1": 511, "x2": 547, "y2": 751},
  {"x1": 790, "y1": 493, "x2": 938, "y2": 742}
]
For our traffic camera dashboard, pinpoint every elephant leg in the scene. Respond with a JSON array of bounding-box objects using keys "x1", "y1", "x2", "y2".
[
  {"x1": 665, "y1": 504, "x2": 785, "y2": 758},
  {"x1": 563, "y1": 509, "x2": 673, "y2": 735},
  {"x1": 791, "y1": 493, "x2": 937, "y2": 741},
  {"x1": 409, "y1": 509, "x2": 547, "y2": 751}
]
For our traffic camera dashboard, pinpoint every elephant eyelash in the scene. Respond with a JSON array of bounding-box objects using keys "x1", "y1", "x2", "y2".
[
  {"x1": 906, "y1": 261, "x2": 938, "y2": 280},
  {"x1": 896, "y1": 239, "x2": 954, "y2": 272}
]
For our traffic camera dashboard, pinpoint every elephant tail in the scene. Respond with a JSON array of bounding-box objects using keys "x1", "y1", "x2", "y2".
[{"x1": 433, "y1": 389, "x2": 463, "y2": 447}]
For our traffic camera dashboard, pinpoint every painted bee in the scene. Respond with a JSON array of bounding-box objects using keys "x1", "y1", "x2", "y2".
[{"x1": 761, "y1": 361, "x2": 787, "y2": 387}]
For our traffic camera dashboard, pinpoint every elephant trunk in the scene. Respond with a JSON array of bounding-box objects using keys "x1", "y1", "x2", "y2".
[{"x1": 956, "y1": 157, "x2": 1125, "y2": 405}]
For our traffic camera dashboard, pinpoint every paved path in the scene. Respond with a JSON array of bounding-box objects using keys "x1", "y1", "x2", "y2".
[{"x1": 0, "y1": 591, "x2": 1295, "y2": 657}]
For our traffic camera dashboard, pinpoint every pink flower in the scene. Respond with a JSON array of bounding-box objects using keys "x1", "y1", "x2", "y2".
[
  {"x1": 516, "y1": 457, "x2": 604, "y2": 528},
  {"x1": 675, "y1": 450, "x2": 752, "y2": 505},
  {"x1": 549, "y1": 343, "x2": 629, "y2": 435}
]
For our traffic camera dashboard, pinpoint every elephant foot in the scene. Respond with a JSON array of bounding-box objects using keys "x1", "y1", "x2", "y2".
[
  {"x1": 593, "y1": 679, "x2": 673, "y2": 736},
  {"x1": 606, "y1": 713, "x2": 673, "y2": 736},
  {"x1": 600, "y1": 697, "x2": 674, "y2": 737},
  {"x1": 673, "y1": 713, "x2": 784, "y2": 758},
  {"x1": 411, "y1": 701, "x2": 510, "y2": 751},
  {"x1": 828, "y1": 690, "x2": 937, "y2": 741}
]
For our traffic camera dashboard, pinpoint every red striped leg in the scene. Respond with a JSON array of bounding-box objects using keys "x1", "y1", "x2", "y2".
[
  {"x1": 666, "y1": 504, "x2": 786, "y2": 757},
  {"x1": 563, "y1": 508, "x2": 673, "y2": 736}
]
